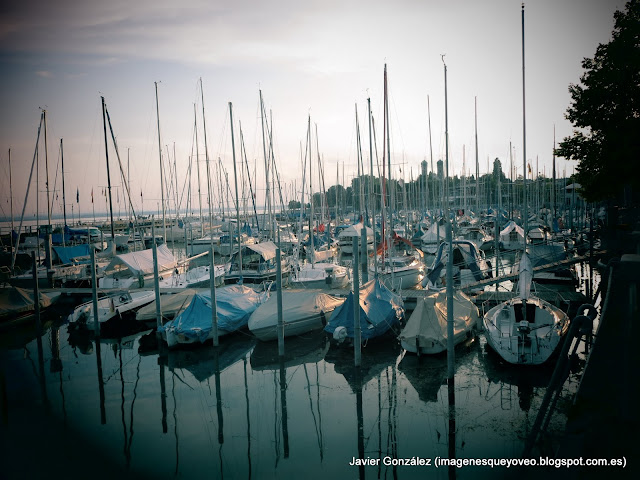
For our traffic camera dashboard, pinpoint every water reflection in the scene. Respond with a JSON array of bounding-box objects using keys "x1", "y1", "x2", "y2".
[
  {"x1": 479, "y1": 343, "x2": 554, "y2": 413},
  {"x1": 1, "y1": 289, "x2": 591, "y2": 478}
]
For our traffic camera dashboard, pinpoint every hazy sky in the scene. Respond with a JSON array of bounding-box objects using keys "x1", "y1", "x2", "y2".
[{"x1": 0, "y1": 0, "x2": 625, "y2": 218}]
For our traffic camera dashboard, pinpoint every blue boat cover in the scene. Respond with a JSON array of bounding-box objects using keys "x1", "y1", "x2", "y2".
[
  {"x1": 324, "y1": 278, "x2": 404, "y2": 340},
  {"x1": 53, "y1": 244, "x2": 91, "y2": 264},
  {"x1": 160, "y1": 285, "x2": 265, "y2": 343}
]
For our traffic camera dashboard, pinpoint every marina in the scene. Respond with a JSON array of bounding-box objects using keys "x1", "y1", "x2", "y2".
[{"x1": 1, "y1": 1, "x2": 639, "y2": 478}]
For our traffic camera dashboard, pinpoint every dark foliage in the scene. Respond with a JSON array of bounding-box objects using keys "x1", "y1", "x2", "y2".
[{"x1": 555, "y1": 0, "x2": 640, "y2": 202}]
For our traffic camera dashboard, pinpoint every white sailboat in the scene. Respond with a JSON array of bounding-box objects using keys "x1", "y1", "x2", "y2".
[
  {"x1": 482, "y1": 253, "x2": 570, "y2": 365},
  {"x1": 482, "y1": 4, "x2": 570, "y2": 365}
]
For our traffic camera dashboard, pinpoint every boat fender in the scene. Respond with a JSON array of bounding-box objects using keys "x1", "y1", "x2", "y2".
[
  {"x1": 138, "y1": 274, "x2": 145, "y2": 288},
  {"x1": 320, "y1": 310, "x2": 327, "y2": 326},
  {"x1": 333, "y1": 326, "x2": 348, "y2": 343}
]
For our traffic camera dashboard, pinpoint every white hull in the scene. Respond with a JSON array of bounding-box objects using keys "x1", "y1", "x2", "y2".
[
  {"x1": 374, "y1": 265, "x2": 423, "y2": 290},
  {"x1": 483, "y1": 296, "x2": 569, "y2": 365},
  {"x1": 68, "y1": 291, "x2": 156, "y2": 328},
  {"x1": 290, "y1": 263, "x2": 350, "y2": 289}
]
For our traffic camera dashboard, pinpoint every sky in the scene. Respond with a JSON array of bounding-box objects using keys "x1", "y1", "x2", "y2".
[{"x1": 0, "y1": 0, "x2": 626, "y2": 219}]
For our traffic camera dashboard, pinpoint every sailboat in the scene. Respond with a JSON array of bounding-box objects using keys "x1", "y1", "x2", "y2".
[
  {"x1": 482, "y1": 4, "x2": 570, "y2": 366},
  {"x1": 482, "y1": 253, "x2": 569, "y2": 364},
  {"x1": 399, "y1": 289, "x2": 479, "y2": 355}
]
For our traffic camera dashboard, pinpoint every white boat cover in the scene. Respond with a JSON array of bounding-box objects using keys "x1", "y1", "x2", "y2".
[
  {"x1": 421, "y1": 221, "x2": 447, "y2": 243},
  {"x1": 518, "y1": 252, "x2": 533, "y2": 300},
  {"x1": 244, "y1": 241, "x2": 277, "y2": 261},
  {"x1": 103, "y1": 244, "x2": 176, "y2": 276},
  {"x1": 248, "y1": 291, "x2": 344, "y2": 336},
  {"x1": 399, "y1": 290, "x2": 478, "y2": 352},
  {"x1": 337, "y1": 222, "x2": 373, "y2": 239},
  {"x1": 499, "y1": 220, "x2": 525, "y2": 238}
]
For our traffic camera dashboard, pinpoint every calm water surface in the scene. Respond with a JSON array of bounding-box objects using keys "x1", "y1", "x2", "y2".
[{"x1": 0, "y1": 257, "x2": 599, "y2": 480}]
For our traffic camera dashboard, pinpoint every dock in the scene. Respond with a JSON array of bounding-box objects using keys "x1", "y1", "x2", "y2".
[{"x1": 556, "y1": 254, "x2": 639, "y2": 476}]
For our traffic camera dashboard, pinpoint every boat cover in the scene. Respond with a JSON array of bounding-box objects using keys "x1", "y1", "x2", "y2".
[
  {"x1": 248, "y1": 291, "x2": 344, "y2": 332},
  {"x1": 103, "y1": 244, "x2": 176, "y2": 276},
  {"x1": 426, "y1": 241, "x2": 486, "y2": 285},
  {"x1": 518, "y1": 253, "x2": 533, "y2": 300},
  {"x1": 243, "y1": 241, "x2": 277, "y2": 261},
  {"x1": 337, "y1": 222, "x2": 373, "y2": 239},
  {"x1": 136, "y1": 288, "x2": 200, "y2": 322},
  {"x1": 160, "y1": 285, "x2": 266, "y2": 344},
  {"x1": 499, "y1": 220, "x2": 525, "y2": 238},
  {"x1": 0, "y1": 286, "x2": 52, "y2": 318},
  {"x1": 398, "y1": 290, "x2": 478, "y2": 350},
  {"x1": 324, "y1": 278, "x2": 404, "y2": 340},
  {"x1": 52, "y1": 244, "x2": 91, "y2": 264}
]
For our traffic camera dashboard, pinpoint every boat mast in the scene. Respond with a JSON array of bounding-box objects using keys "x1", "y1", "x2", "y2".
[
  {"x1": 200, "y1": 78, "x2": 213, "y2": 232},
  {"x1": 368, "y1": 97, "x2": 378, "y2": 275},
  {"x1": 60, "y1": 138, "x2": 67, "y2": 228},
  {"x1": 43, "y1": 109, "x2": 52, "y2": 227},
  {"x1": 154, "y1": 82, "x2": 167, "y2": 242},
  {"x1": 552, "y1": 125, "x2": 557, "y2": 221},
  {"x1": 9, "y1": 148, "x2": 14, "y2": 255},
  {"x1": 475, "y1": 97, "x2": 479, "y2": 214},
  {"x1": 427, "y1": 95, "x2": 434, "y2": 213},
  {"x1": 522, "y1": 3, "x2": 528, "y2": 246},
  {"x1": 194, "y1": 103, "x2": 204, "y2": 236},
  {"x1": 101, "y1": 97, "x2": 116, "y2": 241},
  {"x1": 229, "y1": 102, "x2": 243, "y2": 284},
  {"x1": 443, "y1": 54, "x2": 455, "y2": 380},
  {"x1": 309, "y1": 119, "x2": 315, "y2": 266},
  {"x1": 259, "y1": 90, "x2": 272, "y2": 239}
]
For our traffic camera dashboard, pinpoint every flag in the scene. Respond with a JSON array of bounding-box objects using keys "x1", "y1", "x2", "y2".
[
  {"x1": 91, "y1": 188, "x2": 94, "y2": 204},
  {"x1": 527, "y1": 163, "x2": 532, "y2": 174},
  {"x1": 76, "y1": 187, "x2": 79, "y2": 203}
]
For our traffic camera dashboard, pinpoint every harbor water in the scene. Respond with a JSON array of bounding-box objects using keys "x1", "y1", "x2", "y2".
[{"x1": 0, "y1": 254, "x2": 600, "y2": 479}]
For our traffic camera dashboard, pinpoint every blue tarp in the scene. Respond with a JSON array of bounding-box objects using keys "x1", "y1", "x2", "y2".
[
  {"x1": 160, "y1": 285, "x2": 265, "y2": 343},
  {"x1": 324, "y1": 278, "x2": 404, "y2": 340},
  {"x1": 52, "y1": 244, "x2": 91, "y2": 264}
]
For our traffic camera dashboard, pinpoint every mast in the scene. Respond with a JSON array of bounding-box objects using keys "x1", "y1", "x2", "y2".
[
  {"x1": 9, "y1": 149, "x2": 14, "y2": 256},
  {"x1": 200, "y1": 78, "x2": 213, "y2": 232},
  {"x1": 154, "y1": 82, "x2": 167, "y2": 242},
  {"x1": 194, "y1": 103, "x2": 204, "y2": 235},
  {"x1": 259, "y1": 90, "x2": 271, "y2": 239},
  {"x1": 101, "y1": 97, "x2": 116, "y2": 240},
  {"x1": 522, "y1": 3, "x2": 528, "y2": 246},
  {"x1": 367, "y1": 97, "x2": 378, "y2": 275},
  {"x1": 229, "y1": 102, "x2": 243, "y2": 284},
  {"x1": 43, "y1": 110, "x2": 52, "y2": 227},
  {"x1": 475, "y1": 97, "x2": 479, "y2": 214},
  {"x1": 552, "y1": 125, "x2": 557, "y2": 221},
  {"x1": 309, "y1": 118, "x2": 315, "y2": 266},
  {"x1": 427, "y1": 95, "x2": 434, "y2": 213},
  {"x1": 443, "y1": 55, "x2": 455, "y2": 381},
  {"x1": 60, "y1": 139, "x2": 67, "y2": 227}
]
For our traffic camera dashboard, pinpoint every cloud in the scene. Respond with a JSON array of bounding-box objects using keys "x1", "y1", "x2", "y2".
[{"x1": 35, "y1": 70, "x2": 52, "y2": 77}]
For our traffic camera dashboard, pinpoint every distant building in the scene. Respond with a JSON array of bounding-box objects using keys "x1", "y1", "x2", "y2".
[
  {"x1": 437, "y1": 159, "x2": 444, "y2": 180},
  {"x1": 421, "y1": 160, "x2": 428, "y2": 177}
]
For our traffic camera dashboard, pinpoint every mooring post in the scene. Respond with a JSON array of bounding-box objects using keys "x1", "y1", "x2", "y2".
[
  {"x1": 353, "y1": 237, "x2": 361, "y2": 367},
  {"x1": 210, "y1": 246, "x2": 219, "y2": 347},
  {"x1": 90, "y1": 246, "x2": 100, "y2": 336},
  {"x1": 360, "y1": 226, "x2": 368, "y2": 283},
  {"x1": 32, "y1": 252, "x2": 44, "y2": 360},
  {"x1": 151, "y1": 217, "x2": 162, "y2": 332},
  {"x1": 276, "y1": 247, "x2": 284, "y2": 356}
]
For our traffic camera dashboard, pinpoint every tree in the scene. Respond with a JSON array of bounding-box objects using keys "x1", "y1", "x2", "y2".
[{"x1": 555, "y1": 0, "x2": 640, "y2": 203}]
